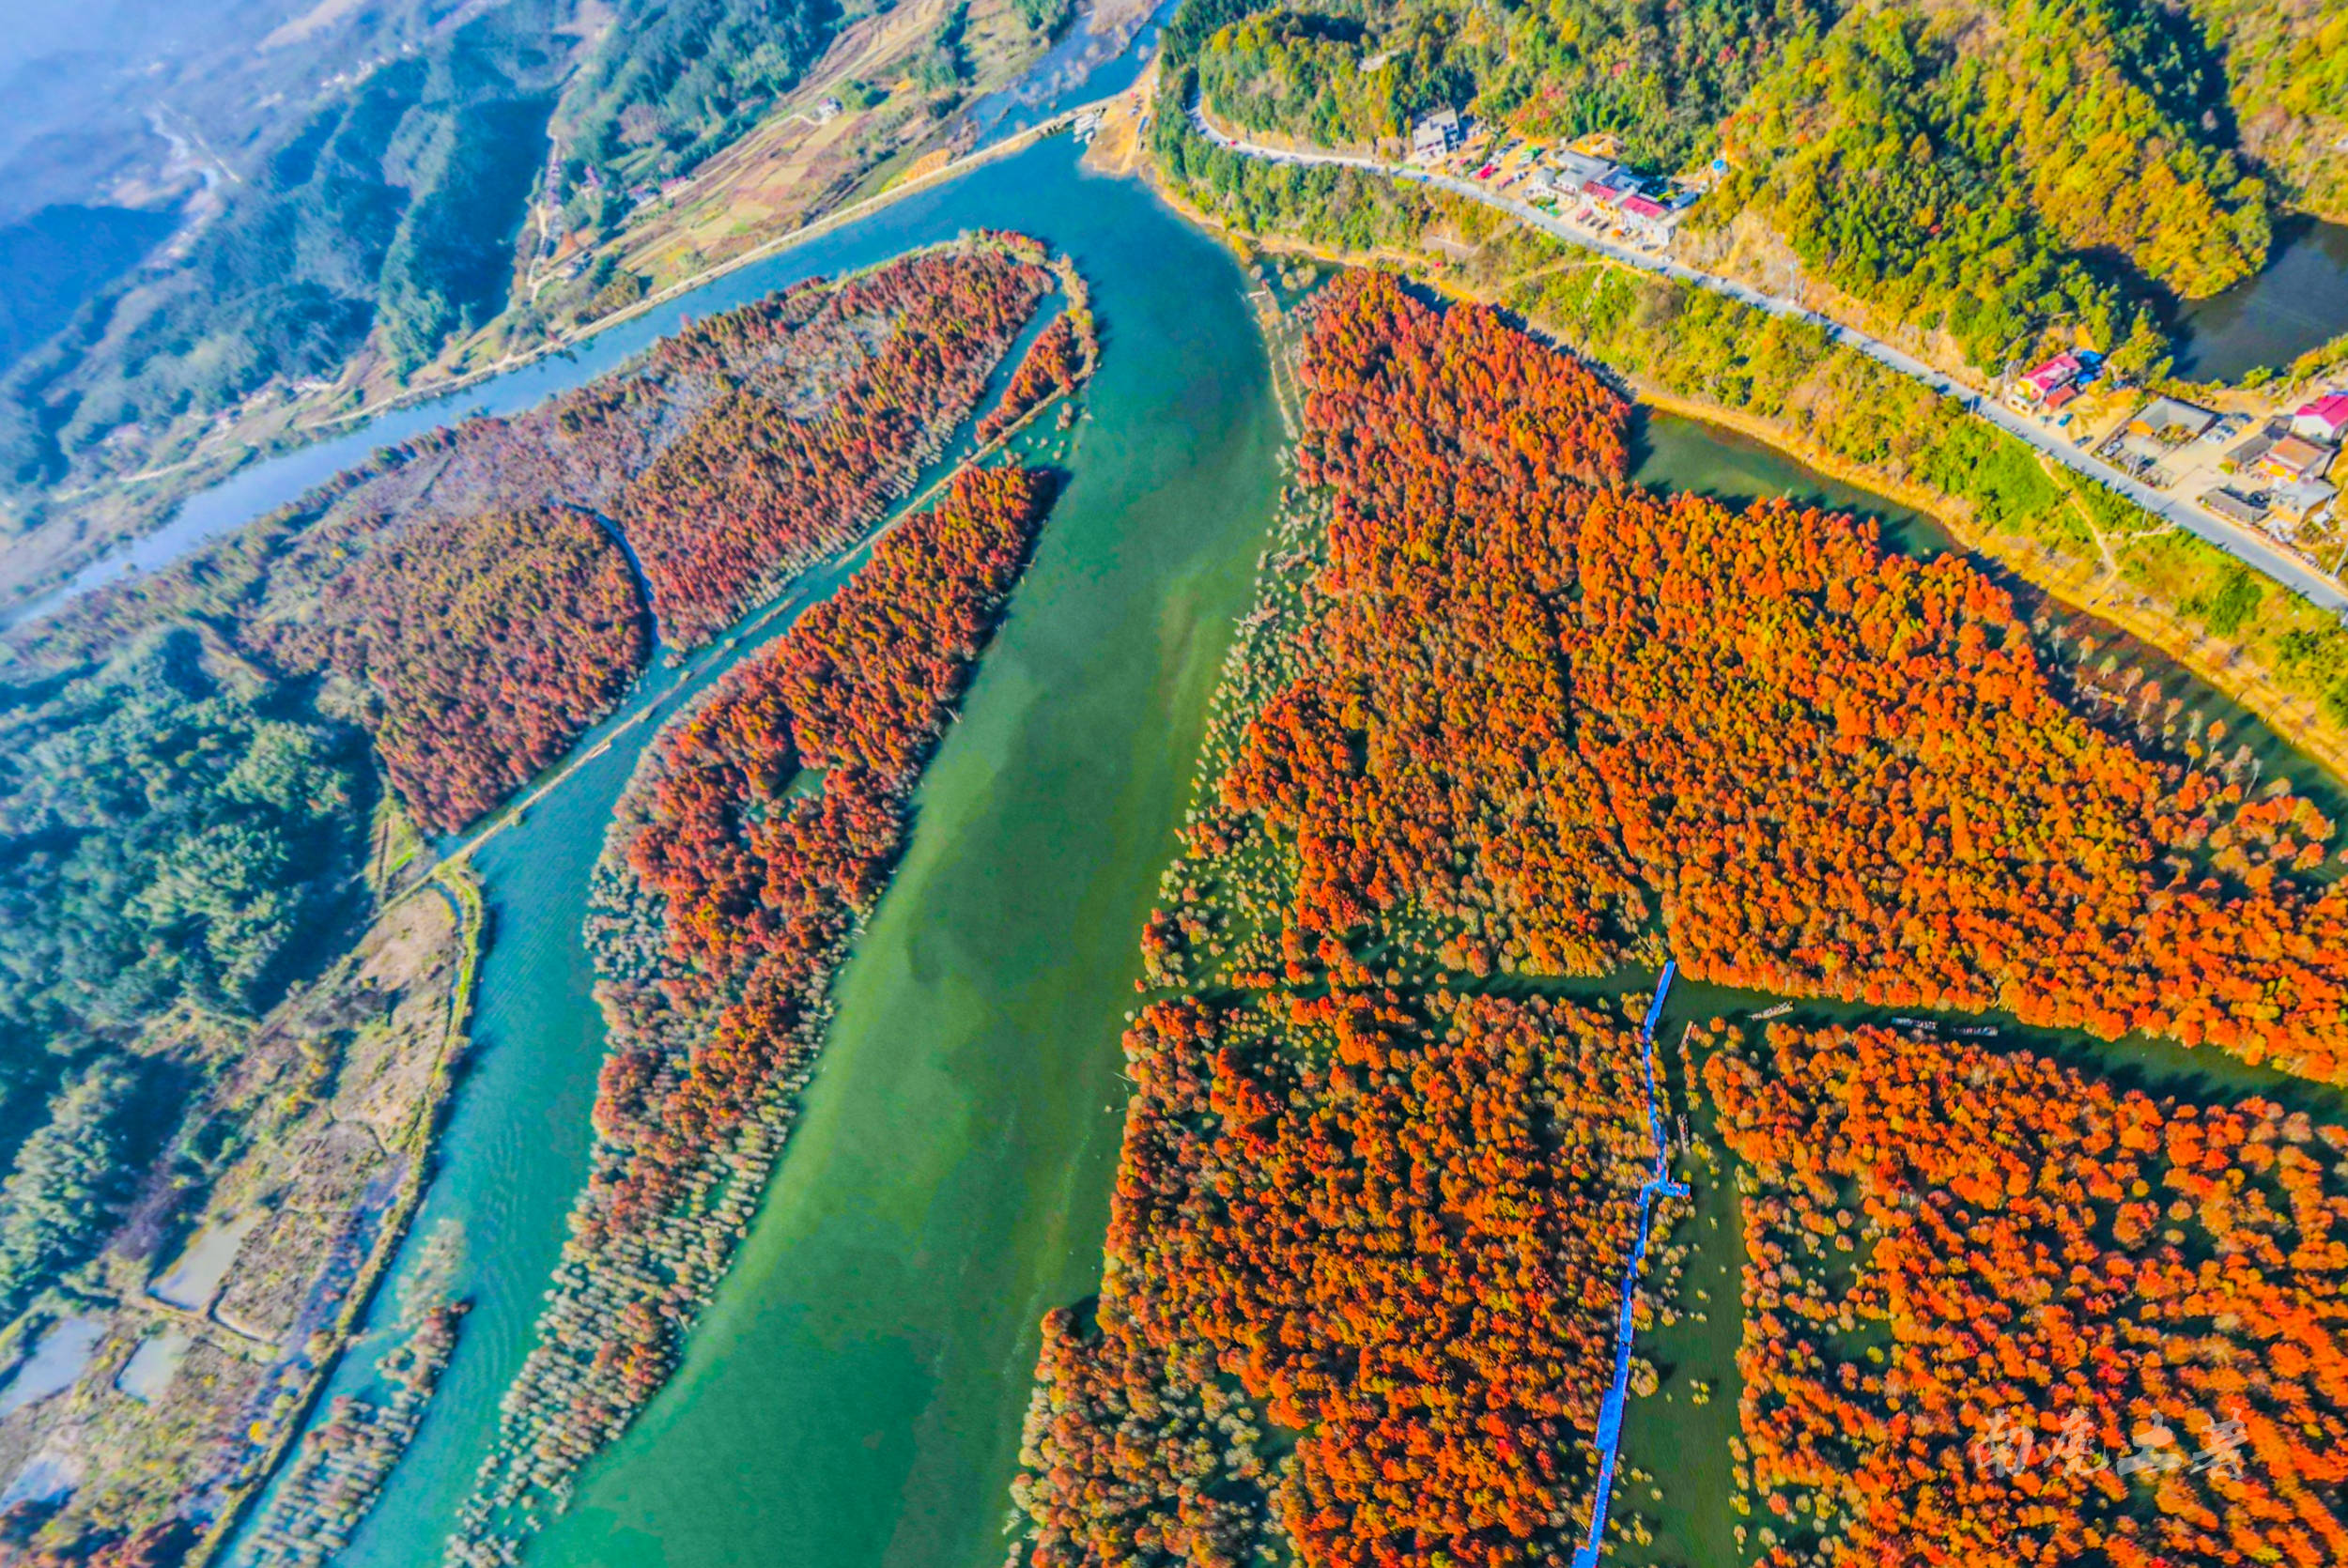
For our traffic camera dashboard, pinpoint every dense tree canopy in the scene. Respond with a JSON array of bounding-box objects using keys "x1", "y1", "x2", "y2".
[
  {"x1": 619, "y1": 246, "x2": 1055, "y2": 642},
  {"x1": 1011, "y1": 269, "x2": 2348, "y2": 1568},
  {"x1": 1021, "y1": 992, "x2": 1660, "y2": 1568},
  {"x1": 260, "y1": 505, "x2": 646, "y2": 834},
  {"x1": 1708, "y1": 1021, "x2": 2348, "y2": 1567},
  {"x1": 2186, "y1": 0, "x2": 2348, "y2": 221},
  {"x1": 0, "y1": 1057, "x2": 143, "y2": 1325},
  {"x1": 0, "y1": 240, "x2": 1087, "y2": 1453},
  {"x1": 1721, "y1": 0, "x2": 2265, "y2": 367},
  {"x1": 0, "y1": 630, "x2": 361, "y2": 1045},
  {"x1": 24, "y1": 238, "x2": 1066, "y2": 840},
  {"x1": 1189, "y1": 273, "x2": 2348, "y2": 1076},
  {"x1": 458, "y1": 465, "x2": 1058, "y2": 1561}
]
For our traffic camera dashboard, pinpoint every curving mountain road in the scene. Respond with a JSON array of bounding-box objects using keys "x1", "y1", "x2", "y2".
[{"x1": 1189, "y1": 104, "x2": 2348, "y2": 613}]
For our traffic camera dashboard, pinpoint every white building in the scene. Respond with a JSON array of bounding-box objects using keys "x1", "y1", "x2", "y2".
[
  {"x1": 1411, "y1": 108, "x2": 1464, "y2": 164},
  {"x1": 2291, "y1": 392, "x2": 2348, "y2": 445}
]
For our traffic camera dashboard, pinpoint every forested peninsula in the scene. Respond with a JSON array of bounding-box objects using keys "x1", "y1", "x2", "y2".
[
  {"x1": 0, "y1": 230, "x2": 1092, "y2": 1566},
  {"x1": 451, "y1": 463, "x2": 1067, "y2": 1564},
  {"x1": 1008, "y1": 270, "x2": 2348, "y2": 1568}
]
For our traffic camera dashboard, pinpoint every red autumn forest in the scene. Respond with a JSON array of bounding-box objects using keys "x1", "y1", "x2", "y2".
[
  {"x1": 1018, "y1": 990, "x2": 1661, "y2": 1568},
  {"x1": 978, "y1": 314, "x2": 1089, "y2": 447},
  {"x1": 1169, "y1": 270, "x2": 2348, "y2": 1080},
  {"x1": 1707, "y1": 1021, "x2": 2348, "y2": 1568},
  {"x1": 1011, "y1": 268, "x2": 2348, "y2": 1568},
  {"x1": 258, "y1": 505, "x2": 645, "y2": 832},
  {"x1": 455, "y1": 464, "x2": 1058, "y2": 1560},
  {"x1": 618, "y1": 245, "x2": 1058, "y2": 645},
  {"x1": 14, "y1": 236, "x2": 1088, "y2": 840}
]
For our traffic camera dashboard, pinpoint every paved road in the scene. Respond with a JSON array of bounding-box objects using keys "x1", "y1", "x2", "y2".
[{"x1": 1191, "y1": 107, "x2": 2348, "y2": 612}]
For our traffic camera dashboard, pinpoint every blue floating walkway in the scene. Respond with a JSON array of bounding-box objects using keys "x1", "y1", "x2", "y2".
[{"x1": 1572, "y1": 961, "x2": 1688, "y2": 1568}]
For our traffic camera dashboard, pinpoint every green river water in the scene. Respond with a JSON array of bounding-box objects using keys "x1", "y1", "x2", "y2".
[
  {"x1": 188, "y1": 132, "x2": 2348, "y2": 1568},
  {"x1": 284, "y1": 144, "x2": 1284, "y2": 1568}
]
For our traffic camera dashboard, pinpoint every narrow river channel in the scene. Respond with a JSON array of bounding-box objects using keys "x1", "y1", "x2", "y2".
[{"x1": 209, "y1": 143, "x2": 1285, "y2": 1568}]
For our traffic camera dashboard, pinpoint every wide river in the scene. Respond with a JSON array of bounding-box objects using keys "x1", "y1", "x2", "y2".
[{"x1": 141, "y1": 101, "x2": 2333, "y2": 1568}]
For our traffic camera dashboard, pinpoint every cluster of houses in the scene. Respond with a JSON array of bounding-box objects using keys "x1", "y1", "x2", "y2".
[
  {"x1": 1523, "y1": 145, "x2": 1700, "y2": 247},
  {"x1": 2206, "y1": 392, "x2": 2347, "y2": 536},
  {"x1": 2008, "y1": 344, "x2": 2343, "y2": 540},
  {"x1": 1407, "y1": 111, "x2": 1702, "y2": 249},
  {"x1": 1393, "y1": 100, "x2": 2344, "y2": 552}
]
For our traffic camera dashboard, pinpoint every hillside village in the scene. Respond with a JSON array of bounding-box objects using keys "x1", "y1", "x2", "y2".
[{"x1": 1395, "y1": 101, "x2": 2348, "y2": 578}]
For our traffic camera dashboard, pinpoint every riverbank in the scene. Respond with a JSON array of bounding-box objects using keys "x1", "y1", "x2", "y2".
[
  {"x1": 0, "y1": 232, "x2": 1074, "y2": 1567},
  {"x1": 450, "y1": 466, "x2": 1068, "y2": 1568},
  {"x1": 1143, "y1": 148, "x2": 2348, "y2": 792},
  {"x1": 60, "y1": 92, "x2": 2334, "y2": 1568},
  {"x1": 1188, "y1": 103, "x2": 2348, "y2": 607},
  {"x1": 0, "y1": 863, "x2": 491, "y2": 1568},
  {"x1": 184, "y1": 867, "x2": 485, "y2": 1568}
]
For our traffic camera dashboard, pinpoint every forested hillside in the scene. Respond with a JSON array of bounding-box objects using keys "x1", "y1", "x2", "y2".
[
  {"x1": 2188, "y1": 0, "x2": 2348, "y2": 222},
  {"x1": 0, "y1": 629, "x2": 363, "y2": 1052},
  {"x1": 1178, "y1": 0, "x2": 2342, "y2": 376},
  {"x1": 0, "y1": 207, "x2": 176, "y2": 378},
  {"x1": 0, "y1": 3, "x2": 573, "y2": 493},
  {"x1": 0, "y1": 0, "x2": 855, "y2": 576},
  {"x1": 546, "y1": 0, "x2": 843, "y2": 236},
  {"x1": 1720, "y1": 0, "x2": 2266, "y2": 368},
  {"x1": 1197, "y1": 0, "x2": 1817, "y2": 170}
]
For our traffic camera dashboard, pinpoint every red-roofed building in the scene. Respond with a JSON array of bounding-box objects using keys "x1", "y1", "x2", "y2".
[
  {"x1": 2292, "y1": 392, "x2": 2348, "y2": 444},
  {"x1": 1616, "y1": 192, "x2": 1679, "y2": 245},
  {"x1": 1583, "y1": 171, "x2": 1643, "y2": 208},
  {"x1": 2006, "y1": 352, "x2": 2083, "y2": 411}
]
